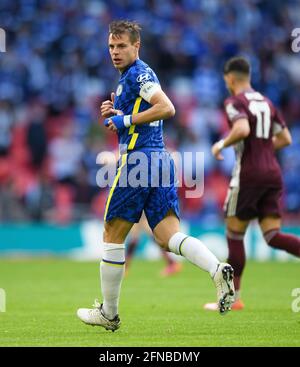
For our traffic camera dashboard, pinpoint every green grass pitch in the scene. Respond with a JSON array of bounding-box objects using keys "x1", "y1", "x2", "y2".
[{"x1": 0, "y1": 258, "x2": 299, "y2": 346}]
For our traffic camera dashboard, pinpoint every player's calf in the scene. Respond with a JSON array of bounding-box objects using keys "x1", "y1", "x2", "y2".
[
  {"x1": 264, "y1": 229, "x2": 300, "y2": 257},
  {"x1": 227, "y1": 228, "x2": 246, "y2": 291}
]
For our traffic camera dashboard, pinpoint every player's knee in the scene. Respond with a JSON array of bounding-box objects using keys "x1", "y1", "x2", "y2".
[
  {"x1": 103, "y1": 219, "x2": 132, "y2": 243},
  {"x1": 103, "y1": 222, "x2": 111, "y2": 242},
  {"x1": 103, "y1": 223, "x2": 123, "y2": 243},
  {"x1": 227, "y1": 228, "x2": 245, "y2": 241},
  {"x1": 103, "y1": 228, "x2": 110, "y2": 243}
]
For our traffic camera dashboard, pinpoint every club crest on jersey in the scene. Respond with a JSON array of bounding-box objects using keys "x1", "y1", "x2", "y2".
[
  {"x1": 137, "y1": 73, "x2": 151, "y2": 84},
  {"x1": 116, "y1": 84, "x2": 123, "y2": 96}
]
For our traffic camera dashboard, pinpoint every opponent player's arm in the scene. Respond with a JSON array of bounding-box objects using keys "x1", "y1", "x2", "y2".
[
  {"x1": 212, "y1": 118, "x2": 250, "y2": 160},
  {"x1": 272, "y1": 127, "x2": 292, "y2": 150}
]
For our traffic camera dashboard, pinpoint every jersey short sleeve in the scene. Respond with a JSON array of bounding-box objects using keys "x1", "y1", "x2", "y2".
[
  {"x1": 272, "y1": 107, "x2": 286, "y2": 135},
  {"x1": 224, "y1": 97, "x2": 248, "y2": 125},
  {"x1": 128, "y1": 66, "x2": 161, "y2": 103}
]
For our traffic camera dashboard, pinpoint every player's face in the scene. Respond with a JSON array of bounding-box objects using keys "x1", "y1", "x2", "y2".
[{"x1": 108, "y1": 33, "x2": 140, "y2": 72}]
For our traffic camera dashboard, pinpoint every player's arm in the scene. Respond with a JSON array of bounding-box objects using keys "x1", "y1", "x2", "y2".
[
  {"x1": 131, "y1": 89, "x2": 175, "y2": 125},
  {"x1": 271, "y1": 107, "x2": 291, "y2": 150},
  {"x1": 212, "y1": 118, "x2": 250, "y2": 160},
  {"x1": 104, "y1": 89, "x2": 175, "y2": 131},
  {"x1": 104, "y1": 71, "x2": 175, "y2": 131},
  {"x1": 272, "y1": 127, "x2": 292, "y2": 150}
]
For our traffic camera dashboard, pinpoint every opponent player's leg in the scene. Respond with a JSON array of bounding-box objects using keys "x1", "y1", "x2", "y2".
[
  {"x1": 258, "y1": 186, "x2": 300, "y2": 257},
  {"x1": 203, "y1": 216, "x2": 248, "y2": 311},
  {"x1": 151, "y1": 210, "x2": 235, "y2": 314},
  {"x1": 224, "y1": 186, "x2": 259, "y2": 308},
  {"x1": 160, "y1": 249, "x2": 183, "y2": 277},
  {"x1": 225, "y1": 216, "x2": 248, "y2": 308},
  {"x1": 205, "y1": 183, "x2": 257, "y2": 311},
  {"x1": 260, "y1": 216, "x2": 300, "y2": 257}
]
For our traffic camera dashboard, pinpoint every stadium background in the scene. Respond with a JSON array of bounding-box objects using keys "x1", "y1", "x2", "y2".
[{"x1": 0, "y1": 0, "x2": 300, "y2": 259}]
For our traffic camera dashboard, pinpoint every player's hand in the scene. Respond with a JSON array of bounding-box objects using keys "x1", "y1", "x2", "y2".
[
  {"x1": 104, "y1": 119, "x2": 118, "y2": 132},
  {"x1": 100, "y1": 92, "x2": 123, "y2": 117},
  {"x1": 104, "y1": 115, "x2": 132, "y2": 132},
  {"x1": 211, "y1": 140, "x2": 225, "y2": 160}
]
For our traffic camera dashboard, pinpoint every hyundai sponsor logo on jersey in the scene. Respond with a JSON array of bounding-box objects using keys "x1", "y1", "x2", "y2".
[{"x1": 137, "y1": 73, "x2": 151, "y2": 85}]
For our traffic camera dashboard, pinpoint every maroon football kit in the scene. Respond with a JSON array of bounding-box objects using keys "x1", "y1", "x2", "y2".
[{"x1": 223, "y1": 89, "x2": 286, "y2": 220}]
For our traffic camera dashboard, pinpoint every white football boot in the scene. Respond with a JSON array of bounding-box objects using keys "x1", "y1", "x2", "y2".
[
  {"x1": 77, "y1": 300, "x2": 121, "y2": 332},
  {"x1": 212, "y1": 263, "x2": 235, "y2": 315}
]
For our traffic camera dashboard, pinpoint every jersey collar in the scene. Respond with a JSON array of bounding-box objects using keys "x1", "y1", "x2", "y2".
[{"x1": 121, "y1": 59, "x2": 139, "y2": 76}]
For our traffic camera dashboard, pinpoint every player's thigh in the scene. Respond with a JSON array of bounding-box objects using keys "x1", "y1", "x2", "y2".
[
  {"x1": 257, "y1": 186, "x2": 283, "y2": 223},
  {"x1": 127, "y1": 222, "x2": 140, "y2": 241},
  {"x1": 225, "y1": 216, "x2": 249, "y2": 233},
  {"x1": 104, "y1": 218, "x2": 135, "y2": 243},
  {"x1": 140, "y1": 212, "x2": 152, "y2": 236},
  {"x1": 224, "y1": 186, "x2": 258, "y2": 220},
  {"x1": 152, "y1": 210, "x2": 180, "y2": 250},
  {"x1": 144, "y1": 151, "x2": 180, "y2": 248},
  {"x1": 129, "y1": 213, "x2": 151, "y2": 240},
  {"x1": 259, "y1": 215, "x2": 281, "y2": 233},
  {"x1": 104, "y1": 183, "x2": 149, "y2": 242}
]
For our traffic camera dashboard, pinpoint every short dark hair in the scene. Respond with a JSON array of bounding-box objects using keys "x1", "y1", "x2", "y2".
[
  {"x1": 109, "y1": 20, "x2": 141, "y2": 43},
  {"x1": 223, "y1": 57, "x2": 250, "y2": 76}
]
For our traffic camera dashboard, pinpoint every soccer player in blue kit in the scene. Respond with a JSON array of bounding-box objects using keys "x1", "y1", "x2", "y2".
[{"x1": 77, "y1": 20, "x2": 235, "y2": 331}]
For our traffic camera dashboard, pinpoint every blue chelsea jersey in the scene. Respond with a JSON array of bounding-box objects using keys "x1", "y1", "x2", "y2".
[{"x1": 114, "y1": 59, "x2": 165, "y2": 152}]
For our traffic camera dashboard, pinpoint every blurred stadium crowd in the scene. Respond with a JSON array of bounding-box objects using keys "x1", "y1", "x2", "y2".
[{"x1": 0, "y1": 0, "x2": 300, "y2": 225}]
